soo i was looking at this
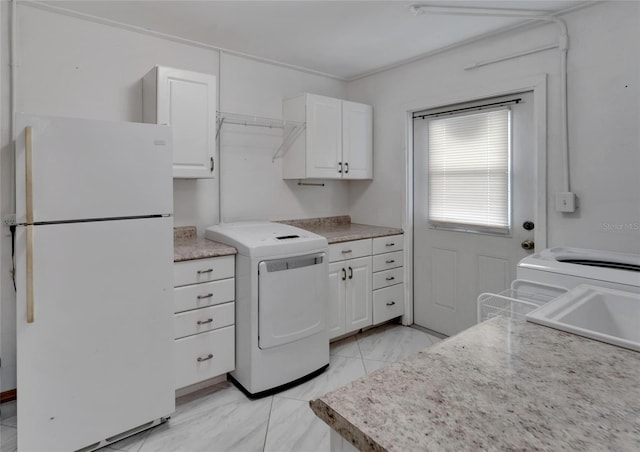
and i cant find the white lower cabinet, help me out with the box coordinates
[371,235,405,325]
[173,255,236,390]
[328,240,373,340]
[174,326,235,390]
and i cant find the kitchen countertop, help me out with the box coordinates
[310,317,640,451]
[278,216,403,244]
[173,226,236,262]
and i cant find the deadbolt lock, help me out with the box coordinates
[523,221,535,231]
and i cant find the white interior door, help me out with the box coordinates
[16,218,174,451]
[413,92,535,336]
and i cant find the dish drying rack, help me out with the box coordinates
[477,279,567,322]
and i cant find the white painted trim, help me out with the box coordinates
[21,0,347,82]
[402,73,548,326]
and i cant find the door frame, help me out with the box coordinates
[402,74,548,327]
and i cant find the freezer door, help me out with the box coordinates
[258,253,328,349]
[16,217,174,451]
[15,114,172,224]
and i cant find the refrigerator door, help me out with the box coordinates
[15,114,172,224]
[16,217,174,451]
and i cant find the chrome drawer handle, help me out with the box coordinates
[386,301,396,306]
[197,353,214,362]
[385,259,395,264]
[341,249,352,254]
[197,269,213,274]
[197,318,213,325]
[197,293,213,299]
[385,243,395,247]
[385,276,395,281]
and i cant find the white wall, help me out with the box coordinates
[347,1,640,254]
[0,4,347,392]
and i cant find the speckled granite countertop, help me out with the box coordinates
[310,317,640,451]
[173,226,236,262]
[278,216,403,244]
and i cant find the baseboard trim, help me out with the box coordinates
[1,389,17,403]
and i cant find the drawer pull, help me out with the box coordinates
[341,249,352,254]
[386,301,396,306]
[197,353,214,362]
[385,276,395,281]
[197,293,214,300]
[197,318,214,325]
[385,243,395,247]
[197,268,214,274]
[385,259,395,264]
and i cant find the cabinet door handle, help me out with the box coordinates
[338,162,343,173]
[341,249,352,254]
[386,301,396,306]
[197,353,214,362]
[197,318,214,325]
[385,276,395,281]
[386,243,395,247]
[385,259,395,264]
[197,268,213,274]
[197,293,213,299]
[341,268,347,281]
[344,162,349,174]
[210,157,215,173]
[348,267,353,279]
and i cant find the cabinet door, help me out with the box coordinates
[328,261,347,340]
[342,101,373,180]
[157,67,216,179]
[306,94,342,179]
[345,256,373,332]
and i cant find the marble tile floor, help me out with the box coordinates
[0,323,441,452]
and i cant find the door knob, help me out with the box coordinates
[521,240,535,251]
[523,221,535,231]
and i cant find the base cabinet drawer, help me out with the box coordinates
[373,284,404,324]
[329,239,372,263]
[373,267,404,290]
[174,325,235,390]
[372,250,403,272]
[174,302,235,339]
[372,235,403,254]
[174,278,235,313]
[174,255,235,287]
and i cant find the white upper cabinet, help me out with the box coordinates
[342,100,373,180]
[283,93,372,180]
[143,66,216,179]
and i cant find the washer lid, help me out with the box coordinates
[205,221,328,257]
[518,247,640,287]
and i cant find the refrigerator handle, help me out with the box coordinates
[25,126,34,224]
[26,225,34,323]
[25,126,35,323]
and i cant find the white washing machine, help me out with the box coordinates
[517,247,640,293]
[205,221,329,397]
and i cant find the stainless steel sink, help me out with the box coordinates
[526,284,640,352]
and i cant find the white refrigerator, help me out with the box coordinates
[14,114,175,451]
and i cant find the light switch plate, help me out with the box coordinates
[556,192,576,212]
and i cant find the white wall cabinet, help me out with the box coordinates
[143,66,217,179]
[283,93,372,180]
[328,240,373,340]
[173,255,235,390]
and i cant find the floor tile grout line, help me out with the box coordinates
[261,396,275,452]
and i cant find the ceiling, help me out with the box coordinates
[40,0,591,80]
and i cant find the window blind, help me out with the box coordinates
[428,108,511,233]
